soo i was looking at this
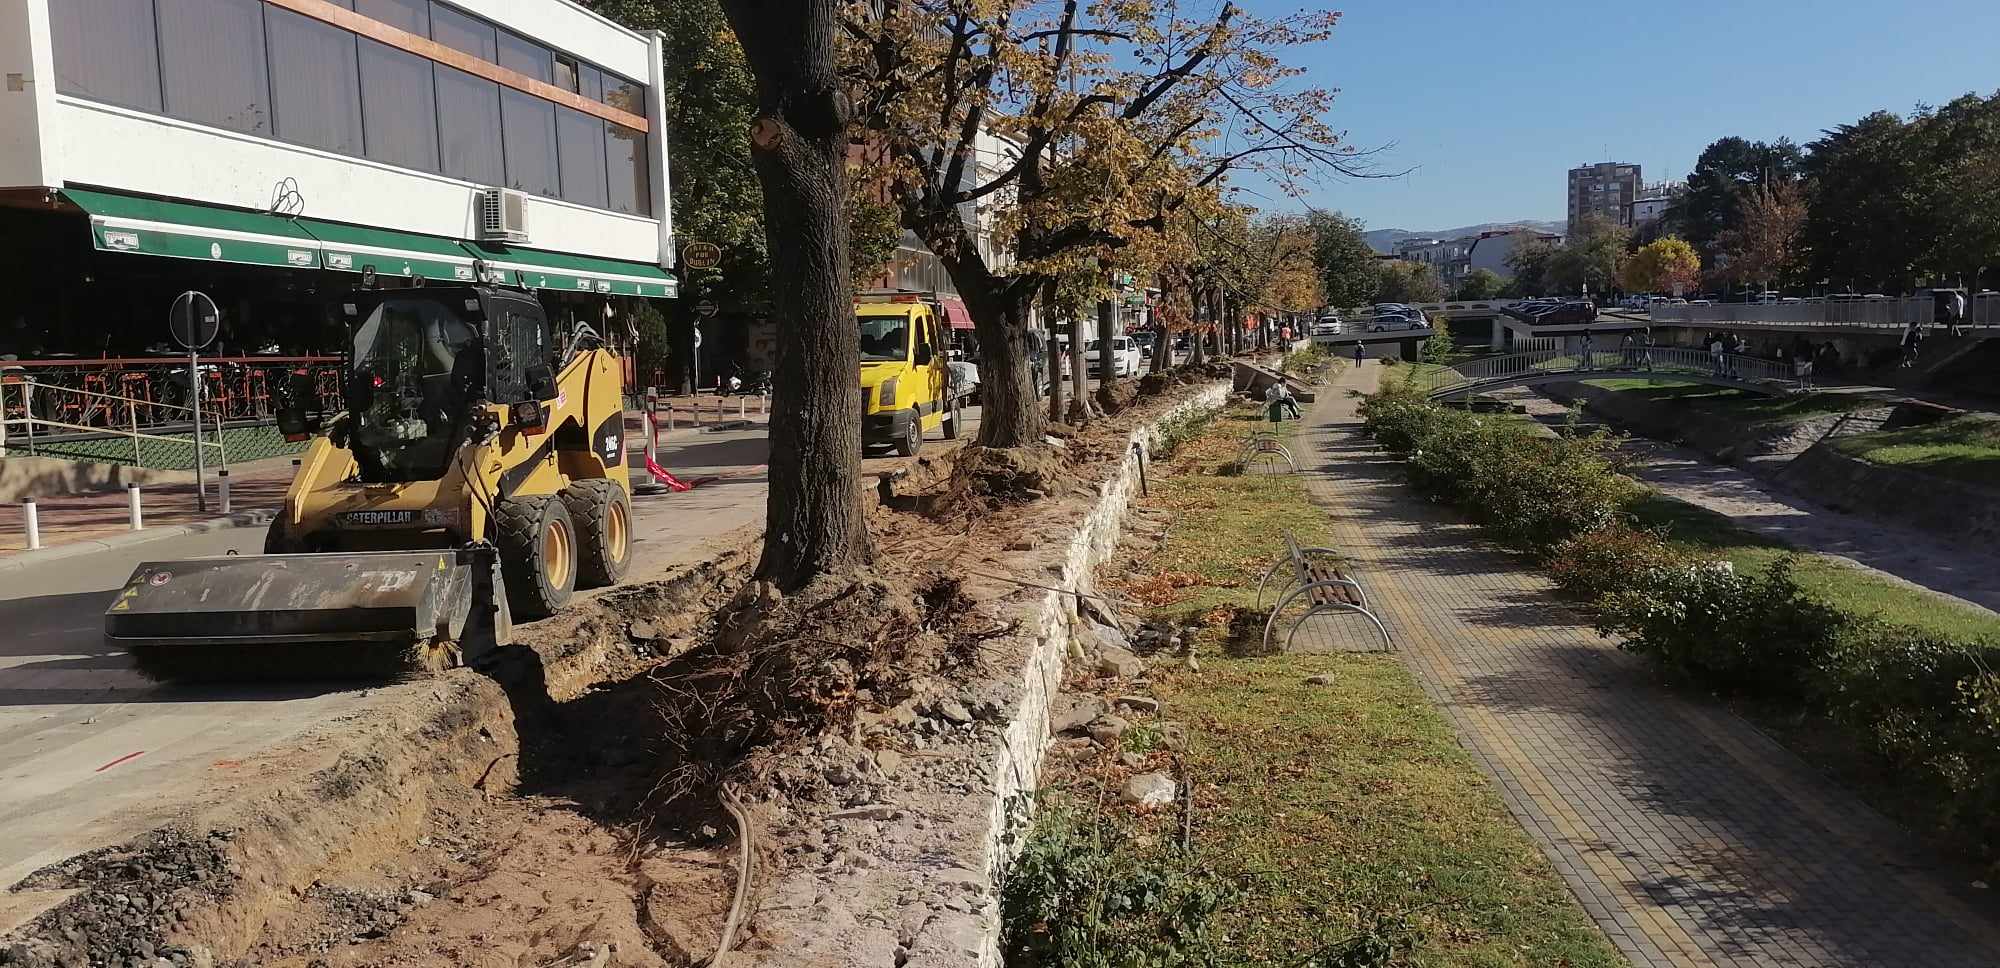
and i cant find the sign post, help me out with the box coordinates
[692,326,704,393]
[169,291,221,512]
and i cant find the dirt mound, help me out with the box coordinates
[917,442,1080,520]
[6,829,237,968]
[1094,379,1139,415]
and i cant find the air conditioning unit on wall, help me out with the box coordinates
[478,188,529,243]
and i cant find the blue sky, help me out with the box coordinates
[1242,0,2000,231]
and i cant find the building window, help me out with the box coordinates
[579,65,605,102]
[358,38,440,173]
[355,0,426,34]
[500,88,560,197]
[429,1,496,61]
[606,124,650,215]
[266,6,365,155]
[555,56,580,94]
[435,65,504,186]
[158,0,273,136]
[496,29,552,84]
[557,107,609,208]
[604,73,644,115]
[50,0,163,112]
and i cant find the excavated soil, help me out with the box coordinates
[1,365,1241,968]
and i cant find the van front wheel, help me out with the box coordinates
[895,410,923,456]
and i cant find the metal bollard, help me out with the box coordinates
[715,395,724,424]
[738,396,747,419]
[127,483,143,531]
[22,497,40,551]
[217,469,232,515]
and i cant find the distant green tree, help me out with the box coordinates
[1311,212,1382,309]
[1455,268,1504,300]
[1421,316,1456,363]
[1504,235,1557,296]
[1673,136,1804,260]
[1374,261,1446,304]
[1548,216,1630,296]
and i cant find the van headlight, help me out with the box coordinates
[878,377,898,408]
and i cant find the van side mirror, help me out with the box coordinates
[525,363,557,400]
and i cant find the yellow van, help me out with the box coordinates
[858,291,963,455]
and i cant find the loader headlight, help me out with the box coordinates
[877,377,898,408]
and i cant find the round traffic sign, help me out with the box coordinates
[683,242,722,270]
[168,291,220,350]
[695,299,719,318]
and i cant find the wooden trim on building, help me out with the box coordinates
[264,0,650,133]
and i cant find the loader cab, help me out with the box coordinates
[338,286,549,482]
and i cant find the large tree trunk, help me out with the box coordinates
[1043,282,1064,421]
[721,0,871,590]
[963,279,1046,447]
[1096,299,1117,383]
[1067,315,1093,422]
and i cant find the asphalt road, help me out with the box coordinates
[0,403,991,888]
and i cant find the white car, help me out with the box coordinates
[1084,337,1142,377]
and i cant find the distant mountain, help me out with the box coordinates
[1364,220,1565,254]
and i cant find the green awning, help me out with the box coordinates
[63,188,321,270]
[460,241,679,299]
[295,219,482,284]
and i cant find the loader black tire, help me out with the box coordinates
[262,517,302,555]
[493,494,578,620]
[563,479,632,589]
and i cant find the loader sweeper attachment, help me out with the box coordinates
[106,285,635,681]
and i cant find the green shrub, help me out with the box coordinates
[1820,625,2000,847]
[1548,524,1697,602]
[1002,805,1234,968]
[1595,556,1846,698]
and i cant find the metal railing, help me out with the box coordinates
[1649,295,2000,330]
[1413,346,1804,399]
[0,356,342,431]
[1,378,228,469]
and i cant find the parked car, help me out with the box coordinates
[1689,299,1713,306]
[1755,291,1782,304]
[1083,337,1141,377]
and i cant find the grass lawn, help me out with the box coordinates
[1034,408,1625,967]
[1579,378,1859,425]
[1828,413,2000,491]
[1625,493,2000,641]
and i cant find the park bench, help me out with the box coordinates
[1254,531,1392,653]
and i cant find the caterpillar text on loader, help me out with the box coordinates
[104,285,634,681]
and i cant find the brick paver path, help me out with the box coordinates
[1302,364,2000,967]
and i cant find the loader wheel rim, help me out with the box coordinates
[608,498,629,562]
[545,518,572,589]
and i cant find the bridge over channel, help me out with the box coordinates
[1414,347,1807,401]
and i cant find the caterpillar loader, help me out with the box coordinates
[103,285,634,680]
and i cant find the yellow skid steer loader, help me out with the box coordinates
[103,286,634,680]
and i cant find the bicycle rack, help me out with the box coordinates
[1239,431,1298,474]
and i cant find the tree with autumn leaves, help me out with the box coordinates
[1621,237,1702,295]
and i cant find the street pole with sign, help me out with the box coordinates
[169,291,220,512]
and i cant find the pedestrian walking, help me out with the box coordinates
[1947,289,1968,337]
[1900,323,1922,368]
[1708,333,1725,376]
[1354,343,1365,367]
[1620,332,1637,368]
[1579,330,1594,370]
[1639,329,1655,371]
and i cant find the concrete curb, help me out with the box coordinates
[0,508,276,573]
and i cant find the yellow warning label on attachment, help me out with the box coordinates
[110,599,130,611]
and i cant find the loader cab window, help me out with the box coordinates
[348,296,480,482]
[488,303,548,403]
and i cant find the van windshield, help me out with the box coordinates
[858,314,909,362]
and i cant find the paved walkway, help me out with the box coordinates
[1303,363,2000,967]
